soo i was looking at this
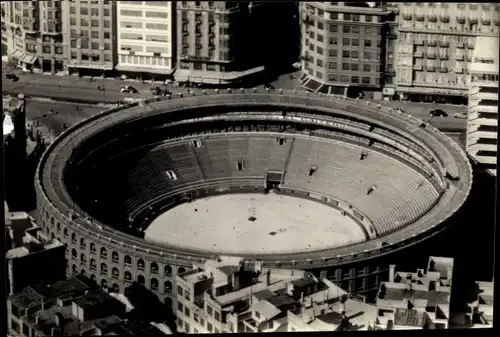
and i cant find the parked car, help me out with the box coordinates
[264,83,275,90]
[120,85,138,93]
[453,113,467,119]
[429,109,448,117]
[5,73,19,81]
[150,87,172,96]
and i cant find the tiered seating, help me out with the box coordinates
[125,142,203,211]
[283,137,440,236]
[194,136,291,179]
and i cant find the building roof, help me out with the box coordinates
[383,286,449,308]
[291,277,316,289]
[3,113,14,136]
[253,300,281,320]
[73,289,117,309]
[267,295,297,309]
[253,289,276,301]
[471,36,499,73]
[33,277,92,301]
[217,265,240,276]
[393,308,426,327]
[6,239,64,259]
[9,286,43,309]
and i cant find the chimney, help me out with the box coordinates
[232,272,240,291]
[389,265,396,282]
[266,270,271,286]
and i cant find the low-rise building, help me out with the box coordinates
[374,256,454,330]
[468,280,494,328]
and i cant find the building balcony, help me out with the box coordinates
[457,16,466,24]
[427,40,437,46]
[438,67,448,73]
[426,53,436,59]
[428,15,437,22]
[439,15,450,23]
[414,51,424,58]
[481,18,491,25]
[403,13,412,20]
[416,14,425,21]
[455,54,464,60]
[456,41,464,48]
[426,65,435,71]
[469,18,478,24]
[439,40,449,47]
[439,54,448,60]
[413,64,423,70]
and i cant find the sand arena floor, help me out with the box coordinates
[145,193,367,255]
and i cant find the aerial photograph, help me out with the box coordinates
[2,1,496,334]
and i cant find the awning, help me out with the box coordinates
[115,65,174,75]
[174,65,265,84]
[10,49,23,60]
[20,53,38,64]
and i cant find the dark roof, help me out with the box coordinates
[73,289,116,309]
[9,287,43,309]
[93,315,123,331]
[384,288,449,307]
[218,265,240,276]
[267,295,297,309]
[291,277,316,289]
[394,308,426,327]
[33,277,91,301]
[253,289,276,301]
[110,319,166,335]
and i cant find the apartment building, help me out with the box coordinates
[1,1,64,73]
[466,36,498,177]
[299,2,397,98]
[116,1,175,80]
[374,256,454,330]
[175,1,295,86]
[62,0,117,76]
[395,3,500,104]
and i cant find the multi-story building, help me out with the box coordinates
[174,1,296,86]
[116,1,175,80]
[1,1,64,73]
[468,280,494,328]
[374,256,454,330]
[299,2,397,98]
[466,36,498,177]
[62,0,117,76]
[395,3,500,104]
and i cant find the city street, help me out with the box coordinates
[3,71,468,132]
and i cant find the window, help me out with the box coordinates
[329,49,337,57]
[316,46,324,55]
[352,14,360,22]
[365,27,373,34]
[215,311,221,321]
[340,75,349,82]
[329,62,337,69]
[43,46,51,54]
[104,32,110,39]
[364,52,371,60]
[165,170,177,180]
[178,285,183,296]
[317,34,324,43]
[343,25,350,33]
[364,64,371,72]
[352,26,360,33]
[91,8,99,16]
[365,15,373,22]
[120,21,142,29]
[343,13,351,20]
[364,40,372,47]
[237,161,244,171]
[352,39,359,46]
[330,12,338,20]
[146,11,168,18]
[351,51,359,58]
[329,37,338,45]
[342,50,350,58]
[316,59,323,67]
[70,7,76,14]
[362,77,371,84]
[328,74,338,81]
[329,24,338,32]
[351,76,359,83]
[185,307,190,317]
[207,306,213,316]
[178,301,183,312]
[351,63,359,71]
[207,322,213,332]
[342,63,349,70]
[81,7,88,15]
[120,9,142,16]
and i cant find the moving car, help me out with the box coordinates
[429,109,448,117]
[453,113,467,119]
[120,85,138,93]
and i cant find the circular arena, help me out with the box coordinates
[35,89,472,302]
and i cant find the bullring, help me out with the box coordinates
[34,89,472,307]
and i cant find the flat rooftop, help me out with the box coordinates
[6,239,64,259]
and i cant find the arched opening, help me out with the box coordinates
[137,259,145,270]
[101,263,108,274]
[151,262,158,274]
[112,267,119,279]
[101,279,108,289]
[112,283,120,293]
[124,255,132,266]
[101,247,107,258]
[137,274,145,285]
[124,271,132,281]
[164,281,172,292]
[164,265,172,275]
[151,278,159,290]
[178,267,186,274]
[112,251,119,263]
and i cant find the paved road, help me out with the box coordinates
[3,71,468,131]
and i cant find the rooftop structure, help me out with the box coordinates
[468,280,494,328]
[466,36,499,176]
[375,256,454,329]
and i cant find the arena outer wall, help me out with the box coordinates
[34,89,472,307]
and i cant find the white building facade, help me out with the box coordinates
[116,1,174,77]
[466,36,499,176]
